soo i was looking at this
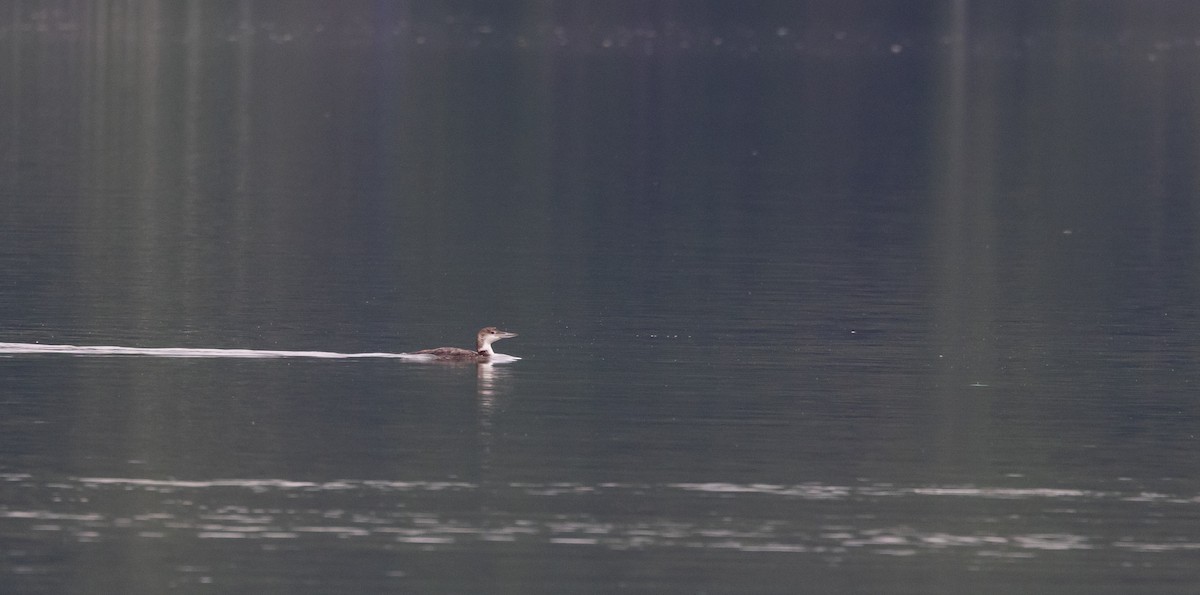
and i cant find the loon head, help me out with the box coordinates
[476,327,518,355]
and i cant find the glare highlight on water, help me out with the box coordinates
[2,474,1196,557]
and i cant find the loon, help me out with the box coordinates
[412,327,518,361]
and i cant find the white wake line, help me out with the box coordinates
[0,342,422,360]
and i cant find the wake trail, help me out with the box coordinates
[0,342,423,360]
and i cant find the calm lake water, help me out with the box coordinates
[3,2,1200,593]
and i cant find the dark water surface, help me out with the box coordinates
[3,3,1200,593]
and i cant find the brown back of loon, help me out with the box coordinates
[412,327,518,361]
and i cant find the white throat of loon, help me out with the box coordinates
[477,327,518,356]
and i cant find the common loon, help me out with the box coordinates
[412,327,518,361]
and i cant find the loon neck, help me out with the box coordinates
[476,344,494,356]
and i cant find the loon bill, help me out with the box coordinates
[411,327,518,361]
